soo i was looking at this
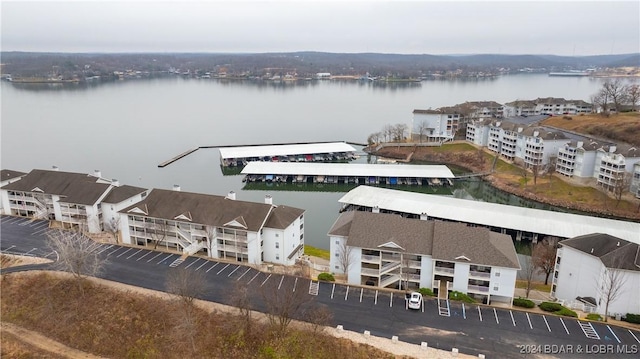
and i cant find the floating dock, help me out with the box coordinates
[158,148,199,168]
[241,162,455,186]
[219,142,358,167]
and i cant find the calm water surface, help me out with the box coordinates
[0,75,607,249]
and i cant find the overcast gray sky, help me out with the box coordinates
[1,1,638,56]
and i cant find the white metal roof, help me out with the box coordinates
[241,162,455,178]
[339,186,640,243]
[219,142,357,159]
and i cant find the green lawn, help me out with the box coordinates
[304,245,330,260]
[516,280,551,292]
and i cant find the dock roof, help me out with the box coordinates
[241,162,455,178]
[218,142,357,160]
[339,186,640,243]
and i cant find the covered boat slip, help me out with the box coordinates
[241,162,455,186]
[219,142,357,167]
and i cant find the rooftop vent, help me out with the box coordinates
[173,184,181,192]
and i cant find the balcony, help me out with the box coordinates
[407,260,421,268]
[467,284,490,293]
[361,267,380,276]
[469,270,491,279]
[219,243,248,254]
[217,233,248,242]
[361,254,380,263]
[434,266,454,276]
[379,261,401,275]
[381,253,401,262]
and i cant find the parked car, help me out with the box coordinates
[407,292,423,310]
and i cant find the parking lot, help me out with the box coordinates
[2,214,639,357]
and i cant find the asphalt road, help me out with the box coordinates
[2,215,639,358]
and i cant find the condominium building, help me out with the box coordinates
[555,140,601,178]
[631,163,640,198]
[328,210,520,305]
[552,233,640,316]
[503,98,592,117]
[0,170,27,215]
[119,188,305,265]
[0,168,146,233]
[594,145,640,192]
[411,109,460,142]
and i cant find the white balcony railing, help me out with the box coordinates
[469,270,491,279]
[361,267,380,276]
[361,254,380,263]
[434,266,454,275]
[468,284,490,293]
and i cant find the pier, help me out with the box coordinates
[157,148,199,168]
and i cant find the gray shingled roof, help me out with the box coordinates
[120,189,301,232]
[1,169,27,182]
[103,185,147,204]
[1,169,110,205]
[561,234,640,272]
[265,205,305,229]
[329,211,520,268]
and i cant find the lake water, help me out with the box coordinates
[0,74,607,249]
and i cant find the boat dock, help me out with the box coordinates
[240,162,455,186]
[157,148,199,168]
[219,142,358,167]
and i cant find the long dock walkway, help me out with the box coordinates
[157,148,199,168]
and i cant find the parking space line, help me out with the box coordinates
[331,284,335,299]
[216,263,230,275]
[578,320,599,340]
[510,310,516,326]
[136,251,151,261]
[96,245,114,255]
[158,254,173,264]
[24,248,37,255]
[359,288,363,303]
[260,274,271,286]
[390,293,393,308]
[195,260,209,271]
[559,318,570,335]
[236,267,251,280]
[628,330,640,344]
[147,253,162,263]
[293,278,298,292]
[462,303,466,319]
[226,264,240,276]
[526,313,533,329]
[126,249,142,259]
[278,275,284,290]
[32,227,50,235]
[5,245,16,252]
[478,306,483,321]
[28,221,43,227]
[543,315,551,332]
[206,262,220,273]
[374,290,378,305]
[246,270,259,283]
[344,286,349,300]
[185,258,201,269]
[109,247,123,255]
[117,248,133,258]
[607,326,621,343]
[493,308,499,324]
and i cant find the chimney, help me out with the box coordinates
[617,241,620,247]
[173,184,181,192]
[420,212,428,221]
[226,191,236,200]
[577,141,583,148]
[609,145,616,153]
[372,205,380,214]
[265,194,273,205]
[93,169,102,178]
[52,165,59,171]
[111,179,120,187]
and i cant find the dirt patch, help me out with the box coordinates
[1,254,53,269]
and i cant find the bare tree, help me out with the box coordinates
[259,274,313,336]
[591,90,610,116]
[597,256,629,322]
[166,267,208,353]
[613,172,633,207]
[625,83,640,111]
[46,229,106,295]
[104,216,121,244]
[148,218,168,250]
[393,123,408,142]
[305,304,333,333]
[382,124,394,142]
[518,244,536,298]
[604,79,627,114]
[229,281,253,333]
[337,240,355,282]
[417,120,430,143]
[531,239,557,285]
[546,155,557,189]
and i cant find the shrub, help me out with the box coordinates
[586,313,602,321]
[418,288,435,297]
[539,302,564,312]
[448,291,475,303]
[555,308,578,318]
[624,313,640,324]
[513,297,535,308]
[317,273,335,282]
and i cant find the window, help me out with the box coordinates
[335,240,340,245]
[275,242,279,249]
[335,253,339,257]
[493,285,499,291]
[495,271,500,277]
[276,254,279,260]
[335,265,339,270]
[275,233,279,237]
[556,256,561,264]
